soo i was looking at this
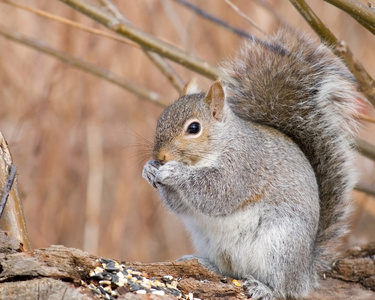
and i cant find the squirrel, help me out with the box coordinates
[142,30,365,299]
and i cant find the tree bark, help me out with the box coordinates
[0,230,374,299]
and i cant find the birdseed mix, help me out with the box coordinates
[87,257,183,299]
[86,257,242,299]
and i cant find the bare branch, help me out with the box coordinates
[224,0,266,35]
[5,0,373,160]
[356,138,375,162]
[59,0,223,80]
[333,41,375,105]
[144,51,185,92]
[97,0,185,92]
[324,0,375,34]
[355,181,375,198]
[289,0,338,45]
[2,0,184,93]
[161,0,187,41]
[289,0,375,106]
[357,112,375,124]
[97,0,130,24]
[0,0,139,48]
[0,24,168,107]
[255,0,292,28]
[174,0,257,40]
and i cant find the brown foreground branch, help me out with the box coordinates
[0,134,30,251]
[0,231,374,299]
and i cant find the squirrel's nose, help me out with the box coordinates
[159,155,167,164]
[155,150,171,164]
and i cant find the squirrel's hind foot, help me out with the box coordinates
[243,276,273,300]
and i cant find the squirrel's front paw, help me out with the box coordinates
[142,160,161,188]
[155,161,183,186]
[243,276,273,300]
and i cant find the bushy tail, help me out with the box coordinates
[222,30,366,270]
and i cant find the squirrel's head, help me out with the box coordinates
[153,80,226,166]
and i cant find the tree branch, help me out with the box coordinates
[356,137,375,162]
[355,181,375,198]
[5,1,374,160]
[0,241,374,299]
[289,0,375,106]
[224,0,266,35]
[324,0,375,34]
[357,112,375,125]
[97,0,129,24]
[97,0,185,92]
[59,0,222,80]
[0,24,168,107]
[0,0,139,48]
[254,0,292,28]
[1,0,184,97]
[144,51,185,92]
[174,0,258,39]
[289,0,338,44]
[0,165,16,219]
[0,133,30,251]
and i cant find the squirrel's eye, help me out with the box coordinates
[186,122,201,134]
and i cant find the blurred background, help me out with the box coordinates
[0,0,374,262]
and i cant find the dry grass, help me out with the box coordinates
[0,0,374,261]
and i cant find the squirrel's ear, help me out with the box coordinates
[180,78,200,96]
[204,81,226,121]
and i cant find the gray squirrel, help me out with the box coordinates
[142,30,365,299]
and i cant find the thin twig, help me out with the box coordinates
[161,0,187,42]
[343,10,375,35]
[0,0,139,48]
[0,165,17,219]
[97,0,130,24]
[357,113,375,125]
[356,138,375,162]
[173,0,291,55]
[255,0,292,28]
[355,181,375,198]
[174,0,256,40]
[289,0,375,106]
[0,24,168,107]
[2,0,184,93]
[289,0,338,44]
[97,0,185,92]
[224,0,266,34]
[144,51,185,92]
[60,0,223,80]
[333,41,375,105]
[324,0,375,34]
